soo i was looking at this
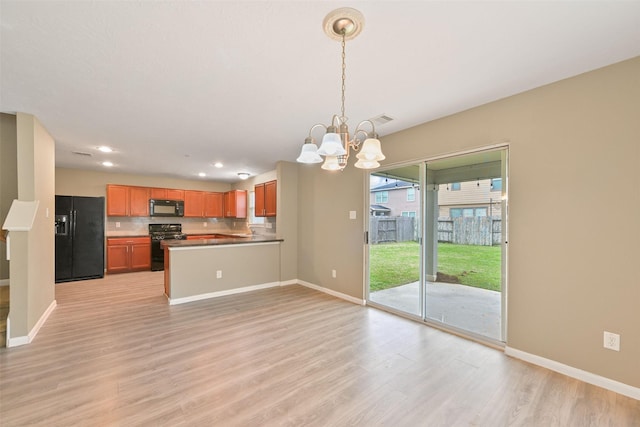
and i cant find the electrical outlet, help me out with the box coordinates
[332,269,337,279]
[603,331,620,351]
[216,270,222,279]
[203,222,207,227]
[115,222,120,228]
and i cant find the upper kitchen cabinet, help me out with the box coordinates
[184,190,204,217]
[106,185,149,217]
[224,190,247,218]
[204,192,224,217]
[150,188,185,201]
[255,180,277,217]
[184,190,224,218]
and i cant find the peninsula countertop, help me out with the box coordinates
[162,234,283,248]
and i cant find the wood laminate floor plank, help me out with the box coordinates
[0,271,638,426]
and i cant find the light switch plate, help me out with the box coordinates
[349,211,356,219]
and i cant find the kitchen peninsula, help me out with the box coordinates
[162,235,283,305]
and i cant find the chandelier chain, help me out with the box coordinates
[340,29,346,121]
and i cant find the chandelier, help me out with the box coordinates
[296,8,385,171]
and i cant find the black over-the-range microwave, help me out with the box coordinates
[149,199,184,217]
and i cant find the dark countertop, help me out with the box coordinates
[162,235,283,248]
[106,234,150,239]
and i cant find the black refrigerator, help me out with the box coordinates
[55,196,105,283]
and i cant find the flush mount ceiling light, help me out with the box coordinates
[97,146,113,153]
[102,161,113,167]
[297,7,385,171]
[237,172,250,180]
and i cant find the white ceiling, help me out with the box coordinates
[2,1,640,183]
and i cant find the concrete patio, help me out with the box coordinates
[369,281,502,341]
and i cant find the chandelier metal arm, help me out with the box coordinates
[306,123,328,142]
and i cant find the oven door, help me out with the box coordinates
[150,238,165,271]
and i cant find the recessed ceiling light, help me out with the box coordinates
[198,172,206,177]
[214,162,223,168]
[102,161,113,167]
[237,172,250,180]
[97,146,113,153]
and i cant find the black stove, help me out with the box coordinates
[149,224,186,271]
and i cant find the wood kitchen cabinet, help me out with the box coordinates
[204,192,224,217]
[184,191,224,218]
[150,188,185,200]
[106,236,151,273]
[186,234,219,240]
[184,190,205,217]
[255,180,276,217]
[106,185,149,217]
[224,190,247,218]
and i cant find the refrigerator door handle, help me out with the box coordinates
[72,210,77,238]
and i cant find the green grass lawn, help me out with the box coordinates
[369,241,501,292]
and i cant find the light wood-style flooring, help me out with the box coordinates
[0,272,638,426]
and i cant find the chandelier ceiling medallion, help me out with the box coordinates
[296,7,385,171]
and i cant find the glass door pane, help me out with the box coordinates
[424,150,506,341]
[367,165,422,317]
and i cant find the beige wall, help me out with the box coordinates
[55,168,231,197]
[297,161,366,299]
[0,114,18,280]
[303,57,638,387]
[11,113,56,338]
[168,243,281,300]
[276,161,298,281]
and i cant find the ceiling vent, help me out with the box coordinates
[371,114,394,126]
[72,151,92,157]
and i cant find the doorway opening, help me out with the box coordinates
[366,148,508,343]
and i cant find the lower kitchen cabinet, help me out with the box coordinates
[107,237,151,273]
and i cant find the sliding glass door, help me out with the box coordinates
[366,148,508,343]
[367,164,423,317]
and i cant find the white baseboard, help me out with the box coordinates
[279,279,298,286]
[7,299,57,348]
[0,279,9,287]
[505,346,640,401]
[297,280,366,306]
[169,281,282,305]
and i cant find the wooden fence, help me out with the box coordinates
[370,216,502,246]
[438,217,501,246]
[369,217,416,244]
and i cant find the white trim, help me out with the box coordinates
[297,280,366,306]
[168,281,281,305]
[505,346,640,401]
[7,299,57,348]
[0,279,9,287]
[279,279,298,286]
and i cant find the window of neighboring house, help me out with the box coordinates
[401,211,416,218]
[406,187,415,202]
[451,182,461,191]
[375,191,389,203]
[248,191,265,224]
[450,207,487,218]
[491,178,502,191]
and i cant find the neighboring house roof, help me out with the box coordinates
[370,205,391,212]
[371,180,416,191]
